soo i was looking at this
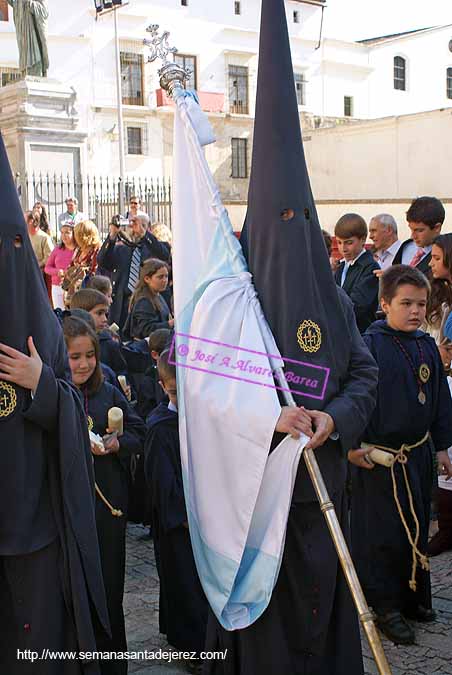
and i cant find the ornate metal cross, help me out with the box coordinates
[144,24,191,96]
[144,24,177,67]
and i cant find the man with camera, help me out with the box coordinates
[97,213,170,331]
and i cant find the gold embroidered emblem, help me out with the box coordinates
[0,381,17,419]
[87,416,94,432]
[419,363,430,384]
[297,320,322,353]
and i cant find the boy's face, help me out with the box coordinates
[160,377,178,408]
[408,221,442,249]
[336,236,365,262]
[90,304,109,332]
[380,284,427,332]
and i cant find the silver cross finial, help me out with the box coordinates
[144,24,178,67]
[143,24,191,97]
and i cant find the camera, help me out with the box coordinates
[111,214,129,228]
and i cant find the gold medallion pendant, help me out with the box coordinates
[297,320,322,353]
[0,381,17,420]
[419,364,430,384]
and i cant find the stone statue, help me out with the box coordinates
[8,0,49,77]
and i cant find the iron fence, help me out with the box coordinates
[15,173,172,240]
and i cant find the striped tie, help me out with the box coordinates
[128,246,142,292]
[409,248,424,268]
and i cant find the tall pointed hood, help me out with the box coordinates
[242,0,351,407]
[0,133,64,367]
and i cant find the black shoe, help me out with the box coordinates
[375,611,415,645]
[428,530,452,556]
[404,605,436,623]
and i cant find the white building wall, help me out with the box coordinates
[367,27,452,118]
[303,107,452,239]
[0,0,451,218]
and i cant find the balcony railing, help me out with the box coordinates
[230,101,249,115]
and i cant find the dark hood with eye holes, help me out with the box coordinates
[0,133,63,363]
[240,0,352,409]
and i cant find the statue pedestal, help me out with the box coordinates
[0,76,87,208]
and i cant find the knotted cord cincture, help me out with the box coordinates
[95,483,123,518]
[368,432,430,592]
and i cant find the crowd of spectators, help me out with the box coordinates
[22,191,452,659]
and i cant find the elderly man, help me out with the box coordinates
[369,213,401,270]
[58,197,86,229]
[97,213,170,330]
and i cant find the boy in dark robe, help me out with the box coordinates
[349,265,452,644]
[129,329,172,526]
[137,328,172,422]
[144,351,207,666]
[0,133,109,673]
[70,289,129,380]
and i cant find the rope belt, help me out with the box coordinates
[362,431,430,592]
[95,482,123,518]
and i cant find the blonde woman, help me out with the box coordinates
[62,220,101,305]
[151,221,172,246]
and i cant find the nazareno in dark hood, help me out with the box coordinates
[0,132,65,373]
[240,0,351,408]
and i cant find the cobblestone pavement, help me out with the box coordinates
[124,523,452,675]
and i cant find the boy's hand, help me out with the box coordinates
[305,410,335,450]
[103,432,120,454]
[0,337,43,393]
[437,450,452,480]
[348,448,375,470]
[91,441,106,456]
[275,406,313,440]
[373,269,384,278]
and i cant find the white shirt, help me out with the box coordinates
[340,248,366,287]
[401,241,432,266]
[57,210,86,229]
[374,240,402,270]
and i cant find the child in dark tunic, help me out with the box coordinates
[349,265,452,645]
[64,317,146,675]
[144,351,207,665]
[123,258,173,341]
[71,288,129,382]
[129,329,172,526]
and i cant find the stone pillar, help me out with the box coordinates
[0,76,87,216]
